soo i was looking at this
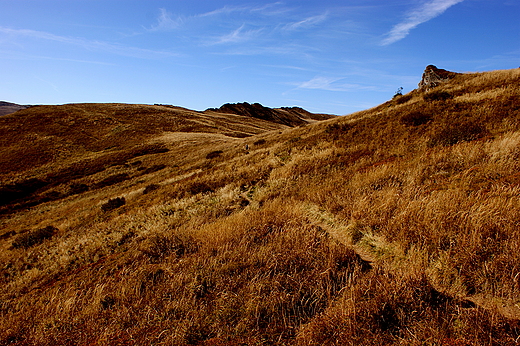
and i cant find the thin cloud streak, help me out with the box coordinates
[198,2,285,18]
[210,25,263,45]
[283,13,328,31]
[198,5,248,18]
[211,43,320,58]
[0,26,179,59]
[2,52,116,65]
[297,76,375,92]
[381,0,464,45]
[149,8,183,31]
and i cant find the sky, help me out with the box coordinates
[1,1,519,115]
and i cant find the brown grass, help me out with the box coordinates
[1,68,520,345]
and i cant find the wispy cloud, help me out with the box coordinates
[3,52,115,65]
[298,76,342,90]
[145,4,339,56]
[0,26,179,58]
[283,13,328,31]
[1,27,77,44]
[211,25,262,45]
[198,5,247,18]
[210,42,319,58]
[296,76,372,92]
[34,75,60,92]
[250,2,289,16]
[262,64,312,71]
[149,8,183,31]
[381,0,464,45]
[199,2,285,17]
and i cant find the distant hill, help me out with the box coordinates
[206,102,335,126]
[0,102,334,213]
[0,101,30,116]
[2,67,520,345]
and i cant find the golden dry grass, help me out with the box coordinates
[1,68,520,345]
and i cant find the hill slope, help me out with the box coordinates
[1,68,520,345]
[0,102,332,214]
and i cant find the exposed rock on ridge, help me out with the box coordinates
[418,65,459,89]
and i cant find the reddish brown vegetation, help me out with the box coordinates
[1,68,520,345]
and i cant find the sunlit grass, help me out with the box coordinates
[1,68,520,345]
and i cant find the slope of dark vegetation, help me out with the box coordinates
[1,68,520,345]
[206,102,335,126]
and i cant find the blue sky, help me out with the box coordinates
[1,1,519,115]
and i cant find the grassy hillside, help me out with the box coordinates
[0,103,329,215]
[1,68,520,345]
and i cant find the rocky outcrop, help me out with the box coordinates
[418,65,459,89]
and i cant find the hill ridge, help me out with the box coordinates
[206,101,335,126]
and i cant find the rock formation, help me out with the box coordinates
[418,65,458,89]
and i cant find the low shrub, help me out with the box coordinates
[400,112,432,126]
[186,181,214,196]
[224,132,251,138]
[206,150,223,160]
[101,197,126,212]
[424,90,453,102]
[117,231,136,246]
[393,94,412,105]
[392,87,403,98]
[0,178,48,206]
[41,190,64,202]
[141,164,166,175]
[95,173,130,188]
[130,144,169,157]
[140,234,198,263]
[325,123,351,140]
[0,230,16,240]
[253,139,266,146]
[429,122,488,146]
[69,183,89,195]
[128,160,142,167]
[100,296,116,310]
[12,226,57,249]
[143,184,160,194]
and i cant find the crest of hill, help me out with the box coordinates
[205,102,335,126]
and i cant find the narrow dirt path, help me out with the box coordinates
[302,202,520,321]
